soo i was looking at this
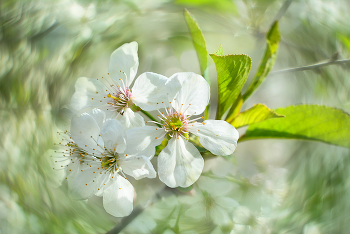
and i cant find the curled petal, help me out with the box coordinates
[166,72,209,116]
[102,175,134,217]
[101,119,127,154]
[158,137,204,188]
[108,42,139,87]
[188,120,239,156]
[120,155,156,180]
[131,72,168,111]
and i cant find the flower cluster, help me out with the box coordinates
[58,42,239,217]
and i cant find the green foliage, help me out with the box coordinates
[214,44,224,56]
[225,94,243,123]
[210,50,252,119]
[184,9,208,76]
[177,0,237,14]
[243,21,281,101]
[229,103,284,128]
[240,105,350,148]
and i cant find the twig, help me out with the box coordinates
[273,0,293,22]
[270,58,350,75]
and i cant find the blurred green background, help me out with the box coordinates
[1,0,350,233]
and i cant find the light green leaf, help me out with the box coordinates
[230,104,284,128]
[240,105,350,148]
[214,44,224,56]
[243,21,280,101]
[210,53,252,120]
[225,93,243,123]
[177,0,237,14]
[184,9,208,76]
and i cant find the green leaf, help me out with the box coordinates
[225,93,243,123]
[177,0,237,14]
[230,103,284,128]
[210,52,252,120]
[243,21,281,101]
[214,44,224,56]
[184,9,208,76]
[240,105,350,148]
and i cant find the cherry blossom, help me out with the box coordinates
[127,72,239,188]
[71,42,168,129]
[62,109,156,217]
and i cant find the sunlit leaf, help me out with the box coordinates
[337,33,350,53]
[214,44,224,56]
[225,93,243,123]
[240,105,350,148]
[184,9,208,76]
[229,103,284,128]
[243,21,280,101]
[210,52,252,119]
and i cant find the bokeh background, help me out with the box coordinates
[1,0,350,233]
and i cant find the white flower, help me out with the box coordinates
[126,72,239,188]
[231,206,270,234]
[71,42,168,129]
[63,109,156,217]
[184,176,239,225]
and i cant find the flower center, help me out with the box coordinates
[100,151,120,172]
[107,88,133,114]
[162,112,189,140]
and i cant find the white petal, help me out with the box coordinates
[166,72,209,116]
[197,176,233,197]
[125,126,165,158]
[66,158,81,189]
[188,120,239,156]
[131,72,168,111]
[70,164,103,199]
[103,175,134,217]
[119,155,156,180]
[119,108,145,130]
[210,205,231,225]
[108,42,139,87]
[86,108,106,130]
[215,196,239,212]
[158,138,204,188]
[70,77,106,111]
[100,119,127,154]
[185,203,206,220]
[70,112,104,155]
